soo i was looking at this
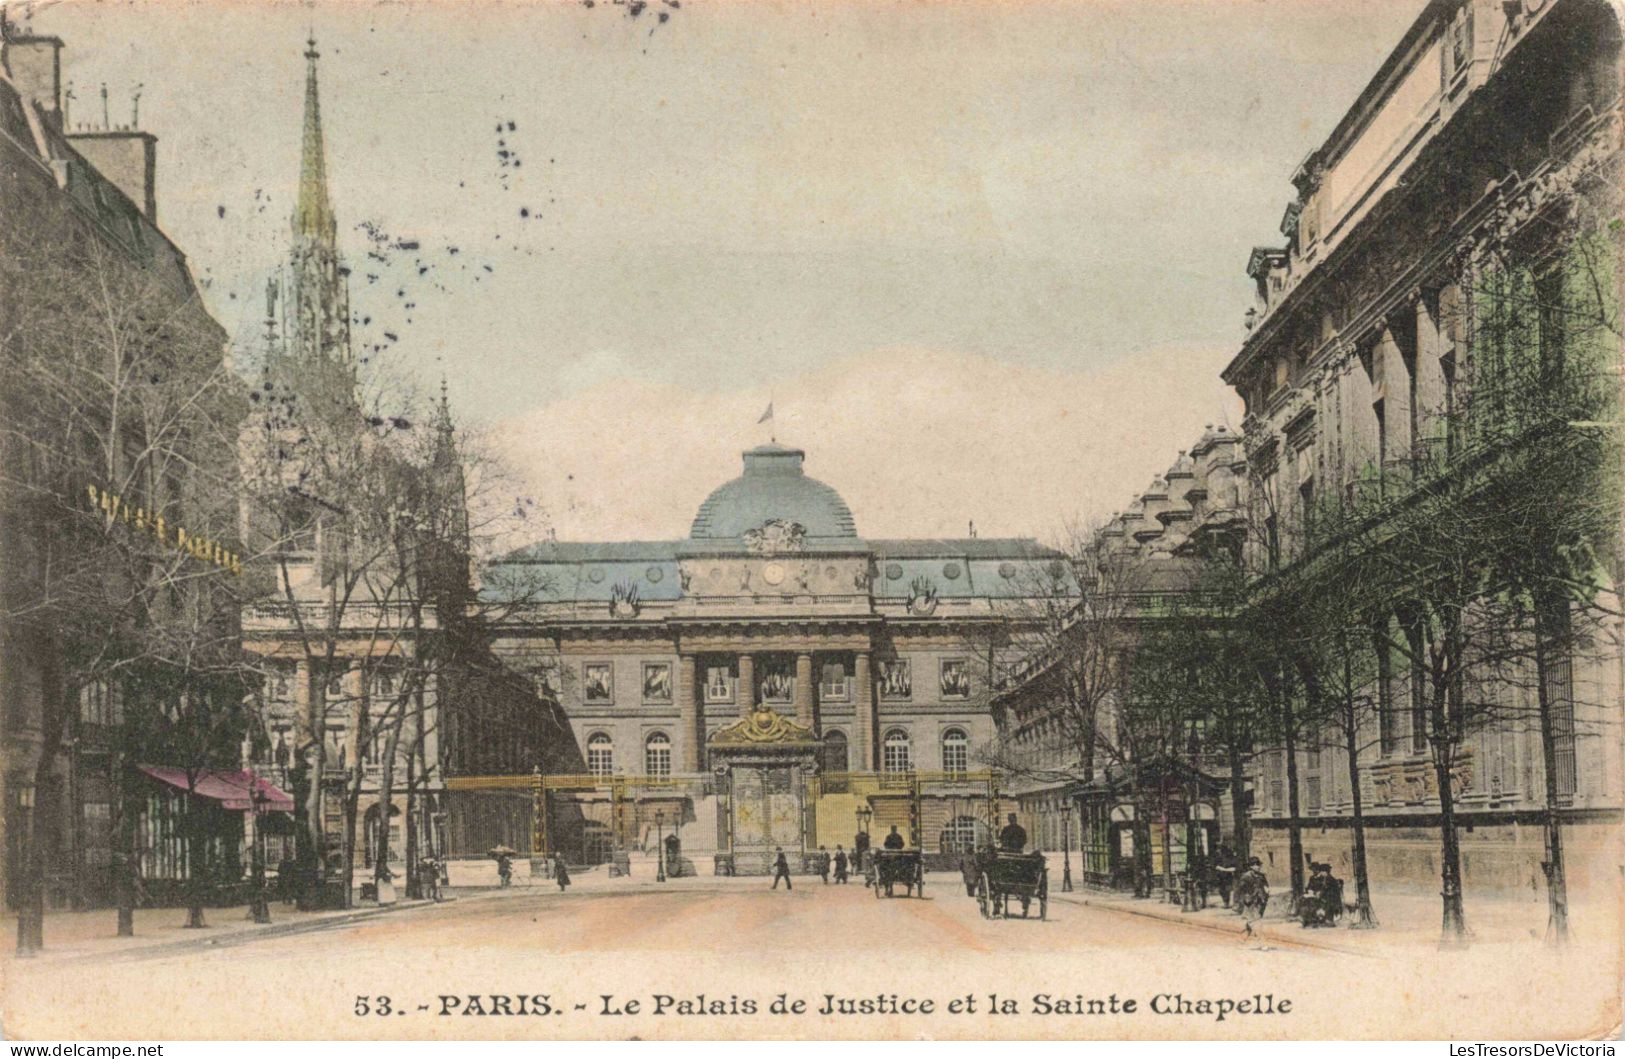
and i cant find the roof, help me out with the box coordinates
[689,444,857,540]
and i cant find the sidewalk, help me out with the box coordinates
[12,892,463,963]
[1053,879,1622,954]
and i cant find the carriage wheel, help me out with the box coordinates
[976,873,992,919]
[1039,874,1049,921]
[872,874,882,899]
[917,866,924,898]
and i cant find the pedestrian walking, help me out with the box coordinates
[817,845,831,884]
[771,847,793,890]
[553,853,571,892]
[833,845,849,884]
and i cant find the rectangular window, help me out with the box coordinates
[642,663,672,703]
[819,660,849,701]
[760,661,793,702]
[939,659,971,699]
[1407,625,1428,754]
[79,681,110,726]
[1541,601,1578,798]
[1443,5,1473,91]
[1376,630,1398,756]
[583,663,613,704]
[878,659,912,700]
[1374,399,1388,496]
[704,666,733,704]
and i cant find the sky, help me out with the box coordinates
[27,0,1421,543]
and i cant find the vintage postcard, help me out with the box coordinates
[1,0,1622,1043]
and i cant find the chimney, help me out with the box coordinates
[68,130,158,224]
[0,34,64,129]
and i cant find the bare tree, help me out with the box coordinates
[1,199,248,951]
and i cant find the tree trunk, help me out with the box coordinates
[300,743,326,908]
[375,719,405,898]
[1227,745,1251,863]
[342,764,362,910]
[404,753,420,900]
[17,653,66,956]
[1431,738,1468,942]
[1532,601,1569,945]
[115,752,138,936]
[182,771,207,929]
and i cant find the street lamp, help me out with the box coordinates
[655,810,667,883]
[855,806,872,872]
[1061,798,1074,893]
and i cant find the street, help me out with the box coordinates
[4,875,1617,1040]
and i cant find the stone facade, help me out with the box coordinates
[1223,0,1625,893]
[472,443,1070,870]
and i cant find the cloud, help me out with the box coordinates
[492,345,1243,546]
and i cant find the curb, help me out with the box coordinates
[1053,892,1375,957]
[46,896,456,964]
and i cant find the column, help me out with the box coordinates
[737,653,755,711]
[677,655,700,772]
[794,653,814,729]
[854,651,875,772]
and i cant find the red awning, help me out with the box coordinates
[138,766,295,812]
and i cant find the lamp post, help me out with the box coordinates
[1061,798,1074,893]
[855,806,872,872]
[655,810,667,883]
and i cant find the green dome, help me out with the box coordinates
[690,444,858,540]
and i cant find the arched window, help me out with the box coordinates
[941,727,969,775]
[644,732,671,778]
[587,732,614,778]
[821,730,848,774]
[882,728,911,774]
[939,815,981,855]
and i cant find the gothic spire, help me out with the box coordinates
[293,36,336,244]
[432,376,457,461]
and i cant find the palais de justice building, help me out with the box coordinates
[457,443,1071,874]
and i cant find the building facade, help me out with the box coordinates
[1,26,246,910]
[1222,0,1624,891]
[990,427,1249,891]
[469,442,1072,873]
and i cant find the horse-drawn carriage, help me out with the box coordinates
[868,849,925,898]
[973,851,1048,920]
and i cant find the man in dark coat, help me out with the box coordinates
[998,813,1028,853]
[771,847,793,890]
[883,825,906,850]
[854,830,869,873]
[833,845,849,884]
[553,853,571,892]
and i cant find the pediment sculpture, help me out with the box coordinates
[708,705,817,747]
[742,518,806,556]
